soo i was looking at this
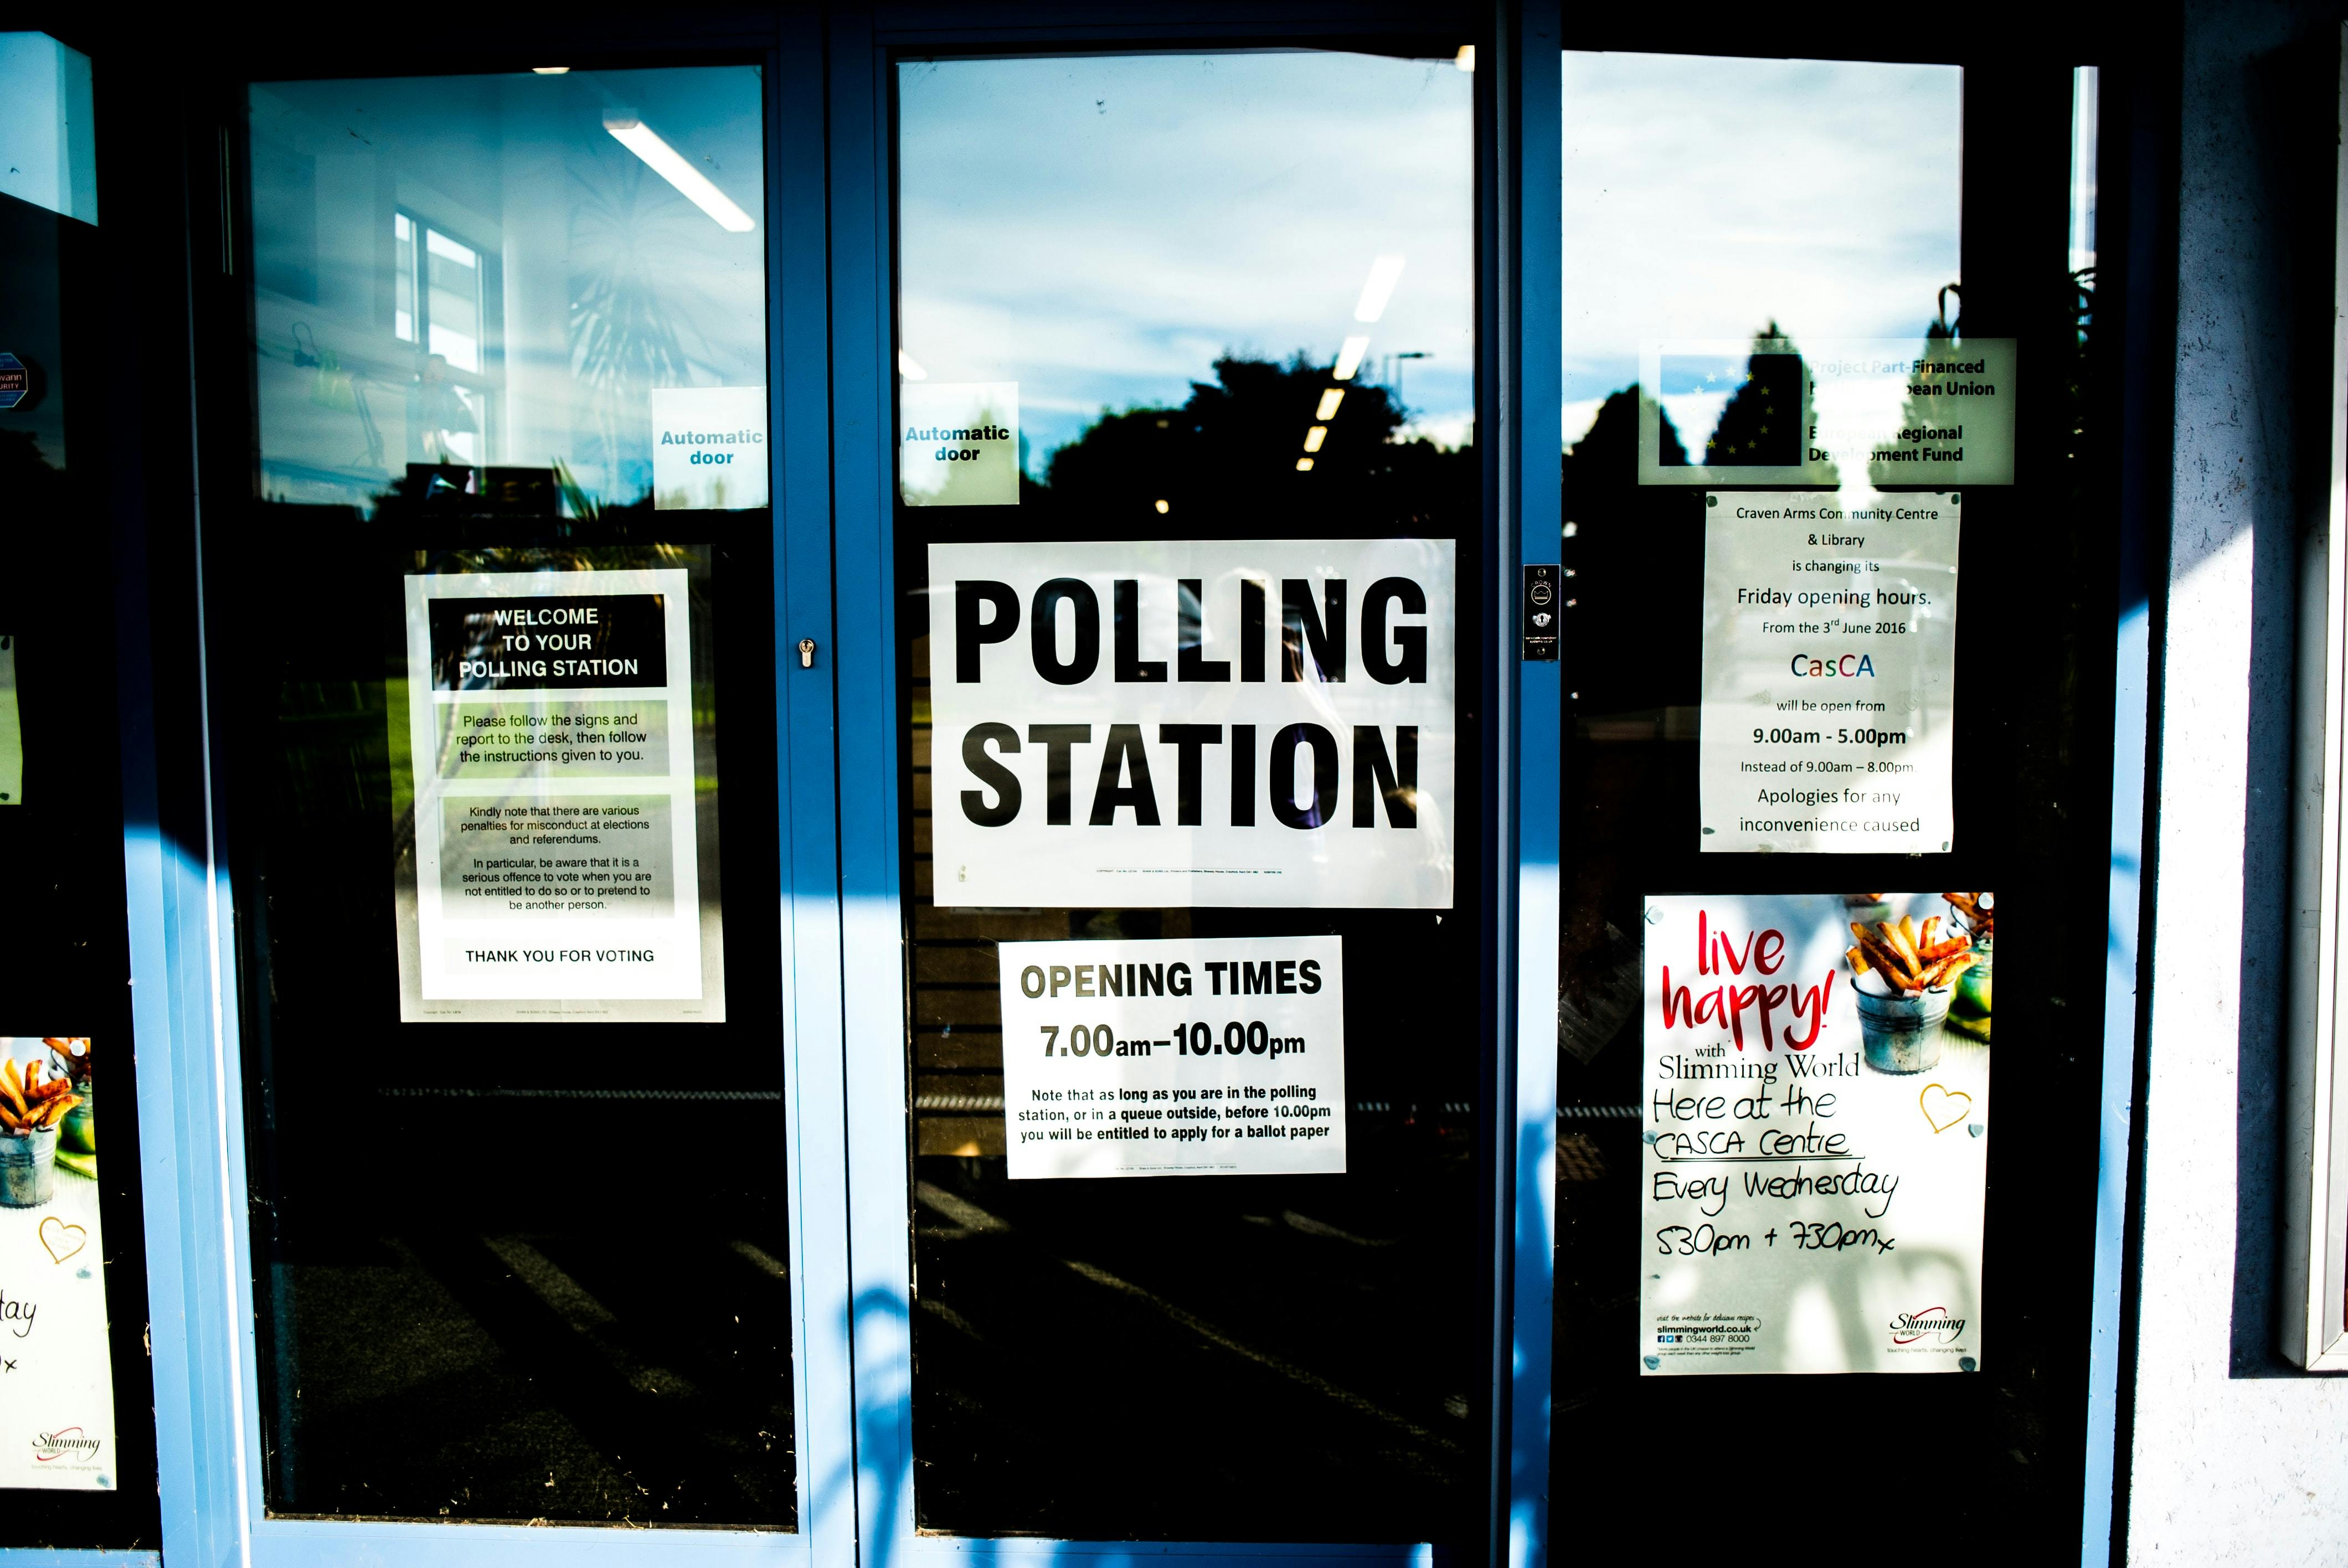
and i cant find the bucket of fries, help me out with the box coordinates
[0,1056,81,1207]
[1845,905,1983,1074]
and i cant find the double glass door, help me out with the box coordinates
[165,10,2118,1566]
[192,13,1512,1566]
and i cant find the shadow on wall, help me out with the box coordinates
[2221,30,2340,1381]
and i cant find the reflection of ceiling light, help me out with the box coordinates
[1303,426,1328,453]
[1455,45,1475,73]
[1295,457,1315,472]
[1354,255,1405,322]
[1333,335,1370,380]
[898,350,928,380]
[604,117,755,232]
[1316,388,1345,420]
[532,66,571,74]
[1154,499,1170,514]
[1564,520,1578,537]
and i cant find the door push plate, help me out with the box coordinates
[1522,565,1559,662]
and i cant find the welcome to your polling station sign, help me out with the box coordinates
[929,539,1456,910]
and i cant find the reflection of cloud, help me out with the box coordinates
[900,53,1475,472]
[1563,53,1961,414]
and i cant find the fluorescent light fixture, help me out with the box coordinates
[1295,457,1315,472]
[898,350,928,380]
[1333,335,1370,380]
[1315,388,1345,421]
[1455,45,1475,72]
[532,66,571,74]
[1354,255,1405,322]
[604,116,755,233]
[1303,426,1329,453]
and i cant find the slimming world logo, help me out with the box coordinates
[31,1427,99,1463]
[1889,1306,1966,1345]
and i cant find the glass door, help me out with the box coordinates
[162,18,855,1565]
[833,22,1506,1557]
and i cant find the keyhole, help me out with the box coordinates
[797,637,817,668]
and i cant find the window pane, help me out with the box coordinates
[894,47,1481,1543]
[249,66,766,515]
[238,65,792,1528]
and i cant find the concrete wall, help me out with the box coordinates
[2128,0,2348,1559]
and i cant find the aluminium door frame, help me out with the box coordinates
[122,16,859,1566]
[822,5,1560,1566]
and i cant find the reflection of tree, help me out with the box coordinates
[1868,289,1964,489]
[1560,386,1695,716]
[1704,323,1831,483]
[570,158,699,503]
[1024,354,1471,534]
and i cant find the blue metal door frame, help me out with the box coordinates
[823,6,1559,1566]
[108,19,857,1568]
[93,4,1566,1565]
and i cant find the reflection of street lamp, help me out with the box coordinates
[1390,351,1430,414]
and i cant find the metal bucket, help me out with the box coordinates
[0,1126,59,1208]
[1855,974,1954,1074]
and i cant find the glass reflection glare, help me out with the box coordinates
[247,66,766,517]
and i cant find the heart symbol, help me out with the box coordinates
[1918,1083,1971,1134]
[1642,1355,1661,1371]
[1969,1123,1984,1138]
[39,1217,86,1265]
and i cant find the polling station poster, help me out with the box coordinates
[998,937,1345,1178]
[0,1037,116,1490]
[1699,492,1959,854]
[1640,892,1994,1375]
[928,539,1455,910]
[394,564,722,1022]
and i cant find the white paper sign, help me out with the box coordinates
[0,636,19,805]
[397,568,719,1019]
[1640,894,1991,1375]
[998,937,1345,1178]
[0,1038,116,1489]
[900,381,1020,506]
[1700,492,1959,854]
[929,538,1455,910]
[650,386,768,510]
[1640,338,2015,487]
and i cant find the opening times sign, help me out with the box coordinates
[928,539,1456,910]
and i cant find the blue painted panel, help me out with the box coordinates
[1504,13,1562,1568]
[770,18,862,1568]
[823,17,924,1566]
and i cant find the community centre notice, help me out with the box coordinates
[928,539,1455,910]
[1698,492,1960,854]
[998,937,1345,1178]
[1640,892,1993,1374]
[395,565,719,1021]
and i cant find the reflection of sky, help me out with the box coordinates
[1563,53,1961,448]
[898,52,1475,476]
